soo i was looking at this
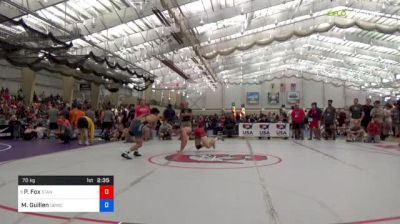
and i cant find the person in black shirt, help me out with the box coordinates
[361,98,373,131]
[163,104,176,124]
[8,115,22,139]
[322,100,336,140]
[127,104,135,125]
[349,98,364,128]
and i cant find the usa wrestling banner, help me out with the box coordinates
[0,125,12,139]
[239,123,289,137]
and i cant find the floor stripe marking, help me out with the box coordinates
[246,140,280,224]
[292,140,363,171]
[0,143,12,152]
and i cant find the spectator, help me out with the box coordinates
[110,123,125,141]
[382,103,393,140]
[370,100,384,139]
[159,119,173,140]
[217,114,226,134]
[2,88,10,102]
[33,91,38,102]
[307,102,322,140]
[346,120,364,142]
[77,116,95,145]
[288,106,294,138]
[224,116,236,138]
[101,105,114,134]
[48,104,59,133]
[361,98,373,131]
[56,114,72,144]
[127,104,135,122]
[61,104,70,121]
[0,106,6,125]
[393,103,400,137]
[349,98,364,128]
[322,99,336,140]
[85,105,96,124]
[163,104,176,124]
[68,103,78,128]
[366,119,380,143]
[76,104,85,122]
[135,99,150,118]
[8,115,22,139]
[337,108,348,136]
[291,103,305,140]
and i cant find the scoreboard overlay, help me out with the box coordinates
[18,176,114,213]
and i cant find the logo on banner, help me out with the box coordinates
[276,123,287,129]
[0,126,11,138]
[241,123,253,135]
[148,152,282,169]
[242,124,252,129]
[165,154,267,164]
[275,123,288,136]
[259,123,270,136]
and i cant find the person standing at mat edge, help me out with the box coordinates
[291,103,305,140]
[100,105,114,134]
[179,102,193,152]
[308,102,322,140]
[77,116,95,145]
[48,103,59,134]
[361,98,373,131]
[322,99,336,140]
[121,108,160,159]
[349,98,364,128]
[135,99,150,118]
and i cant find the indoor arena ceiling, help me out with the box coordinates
[0,0,400,95]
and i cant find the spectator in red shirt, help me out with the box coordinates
[135,99,150,118]
[291,103,305,140]
[2,88,10,102]
[308,102,322,140]
[56,114,73,144]
[366,119,380,143]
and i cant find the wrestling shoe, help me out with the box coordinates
[121,151,132,159]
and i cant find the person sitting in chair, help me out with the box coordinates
[159,119,172,140]
[346,120,364,142]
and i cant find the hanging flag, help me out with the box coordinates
[280,83,286,92]
[240,104,246,119]
[231,103,237,120]
[291,83,296,92]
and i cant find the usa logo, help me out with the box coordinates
[259,124,269,129]
[242,123,253,129]
[148,151,282,169]
[276,123,287,129]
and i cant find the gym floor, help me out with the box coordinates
[0,138,399,224]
